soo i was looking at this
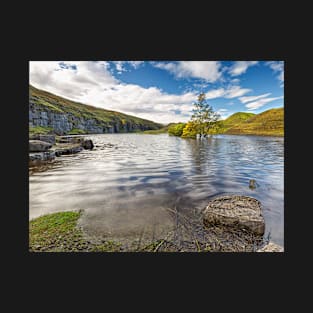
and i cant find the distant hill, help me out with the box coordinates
[224,108,284,136]
[220,112,256,132]
[29,85,162,135]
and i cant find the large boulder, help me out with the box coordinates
[203,195,265,236]
[29,140,53,152]
[82,139,94,150]
[257,242,284,252]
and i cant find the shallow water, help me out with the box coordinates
[29,134,284,247]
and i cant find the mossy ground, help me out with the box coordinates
[29,210,266,252]
[29,126,54,136]
[29,211,121,252]
[67,128,86,135]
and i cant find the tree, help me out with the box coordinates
[181,121,197,138]
[168,123,186,136]
[191,93,220,138]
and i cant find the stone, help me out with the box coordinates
[249,179,257,189]
[54,145,83,156]
[203,195,265,236]
[29,135,55,145]
[29,140,52,152]
[29,151,56,162]
[82,139,94,150]
[257,242,284,252]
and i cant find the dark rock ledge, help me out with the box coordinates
[29,135,94,165]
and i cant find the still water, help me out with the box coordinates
[29,134,284,246]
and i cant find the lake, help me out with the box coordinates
[29,133,284,247]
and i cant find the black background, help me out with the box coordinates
[3,2,306,308]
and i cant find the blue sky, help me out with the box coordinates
[29,61,284,124]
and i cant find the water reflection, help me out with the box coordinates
[29,134,284,246]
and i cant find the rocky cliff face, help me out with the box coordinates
[29,86,161,135]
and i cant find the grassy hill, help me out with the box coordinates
[29,85,162,135]
[221,112,255,130]
[224,108,284,136]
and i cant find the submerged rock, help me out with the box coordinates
[203,195,265,236]
[29,140,52,152]
[257,242,284,252]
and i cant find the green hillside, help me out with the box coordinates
[225,108,284,136]
[222,112,255,129]
[29,85,162,135]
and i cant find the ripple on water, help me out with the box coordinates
[29,134,284,247]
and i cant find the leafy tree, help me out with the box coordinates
[168,123,186,136]
[191,93,220,138]
[181,121,197,138]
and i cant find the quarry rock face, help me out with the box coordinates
[29,98,154,135]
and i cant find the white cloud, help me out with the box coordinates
[239,93,271,104]
[224,85,251,98]
[128,61,144,69]
[266,61,284,85]
[229,61,258,76]
[231,78,240,84]
[267,61,283,72]
[111,61,144,74]
[205,86,251,100]
[29,61,197,124]
[205,88,225,99]
[245,96,283,110]
[153,61,222,82]
[217,108,232,119]
[114,61,125,74]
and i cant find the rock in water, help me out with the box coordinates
[29,135,55,145]
[257,242,284,252]
[29,140,52,152]
[82,139,94,150]
[29,151,56,162]
[249,179,257,189]
[203,195,265,236]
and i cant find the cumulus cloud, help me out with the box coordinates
[29,61,196,124]
[266,61,284,85]
[153,61,222,82]
[128,61,144,69]
[228,61,258,76]
[112,61,144,74]
[245,96,283,110]
[239,93,271,104]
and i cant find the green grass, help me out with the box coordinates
[30,85,162,133]
[143,127,168,134]
[216,112,256,133]
[29,211,121,252]
[67,128,86,135]
[29,126,54,136]
[225,108,284,136]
